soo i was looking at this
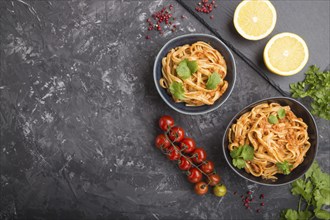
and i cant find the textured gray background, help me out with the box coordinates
[0,1,329,220]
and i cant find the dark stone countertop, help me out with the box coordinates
[0,1,329,220]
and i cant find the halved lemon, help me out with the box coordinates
[234,0,277,40]
[264,33,309,76]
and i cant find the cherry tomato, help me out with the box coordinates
[159,115,175,131]
[207,173,221,186]
[178,156,192,171]
[155,134,170,150]
[201,161,214,174]
[168,126,185,142]
[187,168,202,183]
[192,148,207,164]
[194,182,209,195]
[167,146,180,161]
[179,137,196,154]
[213,184,227,197]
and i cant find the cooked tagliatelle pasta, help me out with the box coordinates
[159,41,228,106]
[228,103,311,180]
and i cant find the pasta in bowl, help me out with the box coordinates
[223,97,318,186]
[153,34,236,115]
[160,41,228,106]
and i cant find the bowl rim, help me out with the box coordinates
[222,96,319,186]
[153,33,236,115]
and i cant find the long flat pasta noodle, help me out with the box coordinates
[160,41,228,106]
[228,103,311,180]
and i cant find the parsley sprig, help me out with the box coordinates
[290,65,330,120]
[281,161,330,220]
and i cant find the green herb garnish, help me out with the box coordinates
[278,108,286,119]
[169,82,185,100]
[206,72,222,90]
[268,115,279,124]
[176,60,191,79]
[230,145,254,169]
[280,161,330,220]
[290,65,330,120]
[176,59,199,79]
[186,60,198,73]
[276,161,293,175]
[233,158,246,169]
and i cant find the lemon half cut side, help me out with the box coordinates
[234,0,277,41]
[263,32,309,76]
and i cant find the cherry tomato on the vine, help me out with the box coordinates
[179,137,196,154]
[167,146,180,161]
[194,182,209,195]
[187,168,202,183]
[192,148,207,164]
[213,184,227,197]
[155,134,170,150]
[159,115,175,131]
[207,173,221,186]
[168,126,185,142]
[201,161,214,174]
[178,156,192,171]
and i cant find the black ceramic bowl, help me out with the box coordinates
[222,97,318,186]
[153,33,236,115]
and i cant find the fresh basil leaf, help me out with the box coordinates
[206,72,222,90]
[176,60,191,79]
[277,161,293,175]
[278,108,286,119]
[186,60,198,73]
[169,82,185,100]
[233,158,246,169]
[268,115,279,124]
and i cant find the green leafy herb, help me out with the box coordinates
[230,145,254,169]
[280,161,330,220]
[232,158,246,169]
[281,209,312,220]
[290,65,330,120]
[278,108,286,119]
[241,145,254,161]
[169,82,185,100]
[176,59,199,79]
[230,146,243,159]
[206,72,222,90]
[176,60,191,79]
[268,115,279,124]
[186,60,198,73]
[276,161,293,175]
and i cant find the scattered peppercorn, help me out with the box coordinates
[195,0,218,19]
[145,4,178,39]
[234,191,266,213]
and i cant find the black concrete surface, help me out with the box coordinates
[0,1,329,219]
